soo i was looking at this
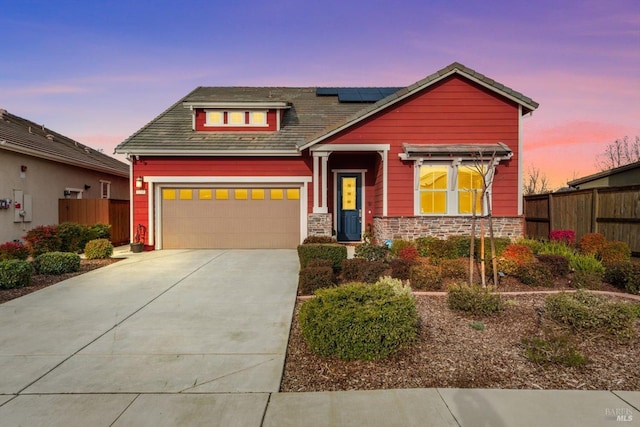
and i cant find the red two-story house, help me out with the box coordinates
[115,63,538,250]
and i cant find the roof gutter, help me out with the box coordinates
[0,140,129,178]
[114,148,301,157]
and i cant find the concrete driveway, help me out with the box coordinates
[0,249,299,426]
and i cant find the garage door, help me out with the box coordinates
[161,187,301,249]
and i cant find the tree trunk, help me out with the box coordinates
[487,195,498,286]
[469,190,477,286]
[480,217,486,288]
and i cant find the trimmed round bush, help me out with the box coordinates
[0,259,32,289]
[24,225,61,257]
[410,263,442,290]
[600,241,631,264]
[341,258,387,283]
[536,254,570,277]
[299,279,418,361]
[297,244,347,272]
[298,266,335,295]
[517,262,553,287]
[578,233,606,256]
[502,244,535,266]
[57,222,89,253]
[34,252,80,275]
[440,258,469,280]
[389,258,415,281]
[447,284,504,316]
[84,239,114,260]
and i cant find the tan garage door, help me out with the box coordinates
[161,187,300,249]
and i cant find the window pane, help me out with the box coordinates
[229,111,244,125]
[420,166,448,190]
[458,166,484,190]
[251,111,266,125]
[342,177,356,210]
[179,189,193,200]
[420,191,446,214]
[207,111,223,125]
[458,191,482,214]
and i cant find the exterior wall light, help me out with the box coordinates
[135,176,144,189]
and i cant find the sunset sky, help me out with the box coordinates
[2,0,638,189]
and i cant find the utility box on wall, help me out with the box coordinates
[13,190,33,223]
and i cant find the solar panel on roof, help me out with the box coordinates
[316,87,403,102]
[316,88,339,96]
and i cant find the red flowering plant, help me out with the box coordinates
[398,244,419,261]
[23,225,61,257]
[498,243,536,275]
[0,241,31,261]
[549,229,575,245]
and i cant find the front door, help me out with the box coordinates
[337,173,362,241]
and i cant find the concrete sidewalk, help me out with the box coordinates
[0,249,638,426]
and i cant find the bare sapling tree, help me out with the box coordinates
[523,166,551,195]
[596,136,640,171]
[469,150,499,287]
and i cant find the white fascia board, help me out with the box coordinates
[115,149,300,157]
[311,143,390,152]
[183,101,290,109]
[144,176,312,184]
[1,141,129,178]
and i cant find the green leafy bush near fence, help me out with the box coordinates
[24,225,61,257]
[600,241,631,264]
[0,260,32,289]
[545,291,637,337]
[84,239,114,260]
[297,244,347,272]
[33,252,80,275]
[299,278,418,361]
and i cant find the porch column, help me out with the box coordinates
[378,149,388,216]
[312,152,329,213]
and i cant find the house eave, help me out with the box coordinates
[114,148,301,157]
[0,140,129,178]
[183,101,291,110]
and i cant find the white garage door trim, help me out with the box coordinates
[144,176,311,249]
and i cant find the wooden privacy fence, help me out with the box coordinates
[58,199,130,245]
[524,185,640,255]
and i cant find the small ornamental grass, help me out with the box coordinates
[545,291,637,338]
[34,252,80,275]
[84,239,113,259]
[521,329,587,367]
[447,283,504,316]
[0,259,32,289]
[298,277,418,361]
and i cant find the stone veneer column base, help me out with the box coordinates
[373,216,524,242]
[307,213,333,237]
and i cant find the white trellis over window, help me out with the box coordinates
[399,142,513,216]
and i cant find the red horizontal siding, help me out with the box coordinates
[324,75,520,217]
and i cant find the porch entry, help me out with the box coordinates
[336,173,362,241]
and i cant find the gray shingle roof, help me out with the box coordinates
[0,110,128,177]
[116,63,539,155]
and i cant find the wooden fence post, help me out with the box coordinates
[548,193,554,234]
[591,188,598,233]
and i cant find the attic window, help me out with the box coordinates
[204,110,268,127]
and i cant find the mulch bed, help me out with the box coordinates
[0,258,122,304]
[281,292,640,392]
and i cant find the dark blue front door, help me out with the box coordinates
[337,173,362,241]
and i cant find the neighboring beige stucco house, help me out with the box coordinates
[568,161,640,190]
[0,109,129,243]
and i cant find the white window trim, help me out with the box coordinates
[203,109,269,127]
[414,160,492,216]
[100,180,111,199]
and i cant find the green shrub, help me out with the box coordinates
[298,279,418,361]
[569,253,605,275]
[545,291,637,337]
[604,261,633,289]
[389,258,415,281]
[536,254,570,277]
[24,225,61,256]
[303,235,337,244]
[516,238,544,255]
[298,266,336,295]
[517,263,553,287]
[440,258,469,280]
[89,223,112,240]
[447,235,473,258]
[571,271,603,290]
[341,258,387,283]
[34,252,80,275]
[538,241,576,258]
[447,284,504,316]
[57,222,90,253]
[0,241,30,261]
[354,242,389,261]
[307,259,333,269]
[521,331,587,367]
[297,244,347,272]
[390,239,413,256]
[624,264,640,295]
[84,239,114,260]
[578,233,606,257]
[470,321,485,331]
[0,259,32,289]
[415,236,439,257]
[496,257,520,276]
[409,263,442,290]
[600,241,631,264]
